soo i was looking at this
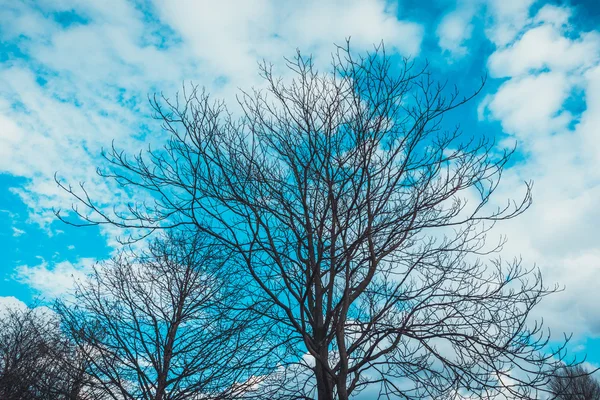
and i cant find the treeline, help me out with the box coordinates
[1,233,598,399]
[0,304,86,399]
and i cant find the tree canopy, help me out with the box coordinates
[51,42,581,400]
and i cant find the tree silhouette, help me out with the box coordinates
[57,42,577,400]
[56,232,274,400]
[549,364,600,400]
[0,303,91,399]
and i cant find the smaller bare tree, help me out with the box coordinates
[0,303,89,400]
[56,232,275,400]
[549,364,600,400]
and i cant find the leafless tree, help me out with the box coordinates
[0,303,90,400]
[57,42,578,399]
[56,232,274,400]
[549,364,600,400]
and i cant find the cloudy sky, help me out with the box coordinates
[1,0,599,366]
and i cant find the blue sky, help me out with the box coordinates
[1,0,600,369]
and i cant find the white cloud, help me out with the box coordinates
[276,0,423,57]
[14,258,95,298]
[0,296,27,314]
[485,0,537,46]
[153,0,422,95]
[488,23,600,78]
[482,4,600,340]
[437,4,477,58]
[533,4,571,27]
[11,226,25,237]
[436,0,543,59]
[578,65,600,171]
[481,71,572,138]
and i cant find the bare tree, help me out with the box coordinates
[57,42,577,399]
[549,364,600,400]
[56,232,273,400]
[0,303,89,400]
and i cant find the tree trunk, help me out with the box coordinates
[315,360,334,400]
[156,322,179,400]
[336,374,349,400]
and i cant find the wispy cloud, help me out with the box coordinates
[14,258,95,299]
[11,227,25,237]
